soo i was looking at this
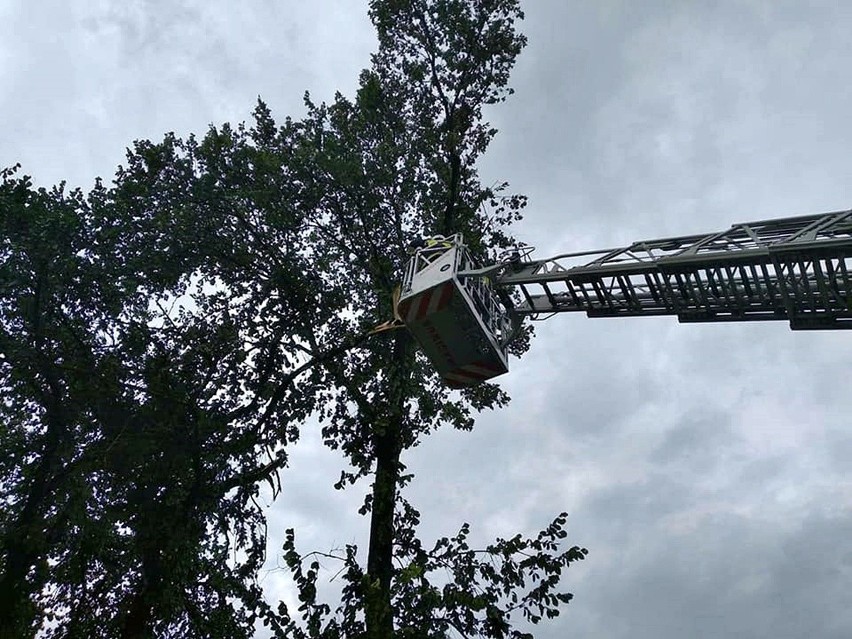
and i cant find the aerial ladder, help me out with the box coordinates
[396,209,852,387]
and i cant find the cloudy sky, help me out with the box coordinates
[3,1,852,637]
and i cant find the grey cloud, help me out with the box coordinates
[576,510,852,639]
[650,408,737,469]
[1,0,376,189]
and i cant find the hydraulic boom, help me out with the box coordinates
[398,209,852,386]
[499,209,852,329]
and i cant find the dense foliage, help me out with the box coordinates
[0,1,586,637]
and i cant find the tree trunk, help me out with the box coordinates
[365,433,400,637]
[364,331,411,638]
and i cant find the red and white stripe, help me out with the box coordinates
[398,282,454,324]
[442,360,505,387]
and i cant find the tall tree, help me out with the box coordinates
[0,125,346,637]
[273,1,586,637]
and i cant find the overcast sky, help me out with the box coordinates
[3,1,852,638]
